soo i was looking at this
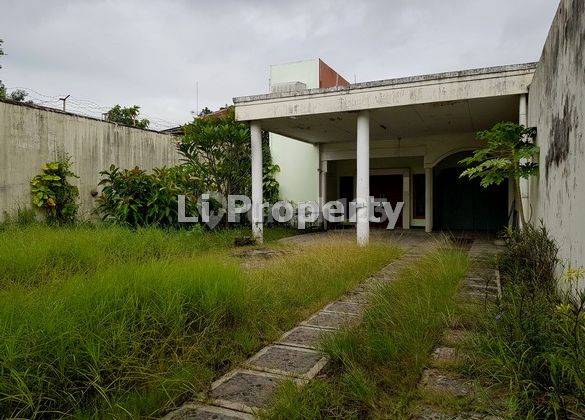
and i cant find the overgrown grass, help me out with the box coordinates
[0,224,293,288]
[264,246,469,419]
[463,225,585,418]
[0,229,399,418]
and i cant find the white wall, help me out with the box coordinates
[269,59,320,203]
[0,100,180,220]
[528,0,585,286]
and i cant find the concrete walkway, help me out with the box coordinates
[164,231,439,419]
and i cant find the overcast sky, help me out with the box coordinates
[1,0,559,130]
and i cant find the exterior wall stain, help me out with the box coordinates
[528,0,585,289]
[545,95,575,180]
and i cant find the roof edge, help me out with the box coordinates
[234,62,538,104]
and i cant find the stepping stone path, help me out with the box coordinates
[164,236,436,419]
[418,238,503,419]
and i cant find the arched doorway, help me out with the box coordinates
[433,151,508,232]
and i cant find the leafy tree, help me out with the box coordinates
[459,122,538,226]
[8,89,27,102]
[105,105,150,129]
[178,106,280,205]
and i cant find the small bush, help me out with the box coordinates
[498,223,559,295]
[30,155,79,224]
[95,165,199,228]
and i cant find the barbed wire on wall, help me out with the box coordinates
[5,86,184,131]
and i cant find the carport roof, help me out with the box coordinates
[234,63,537,104]
[233,63,537,144]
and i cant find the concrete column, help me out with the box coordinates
[319,159,328,230]
[356,110,370,246]
[425,167,433,233]
[402,172,411,229]
[519,94,529,225]
[250,121,263,243]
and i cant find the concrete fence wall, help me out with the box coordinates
[0,100,181,221]
[528,0,585,284]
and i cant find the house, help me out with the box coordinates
[235,62,535,243]
[234,0,583,286]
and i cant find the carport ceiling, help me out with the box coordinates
[261,95,520,143]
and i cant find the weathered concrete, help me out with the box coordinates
[277,325,333,350]
[244,345,327,379]
[209,369,293,414]
[420,368,473,398]
[163,404,253,420]
[0,100,179,221]
[413,406,503,420]
[234,64,535,122]
[302,310,360,330]
[528,0,585,289]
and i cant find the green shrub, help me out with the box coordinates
[30,155,79,224]
[498,224,559,295]
[95,165,199,228]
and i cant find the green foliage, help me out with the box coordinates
[265,247,469,418]
[459,122,538,224]
[460,123,538,187]
[30,156,79,224]
[0,229,396,418]
[105,104,150,129]
[8,89,27,102]
[178,106,280,204]
[178,107,251,197]
[498,224,559,295]
[468,227,585,417]
[95,165,198,228]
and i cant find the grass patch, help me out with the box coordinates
[264,246,468,419]
[0,224,293,288]
[0,228,399,418]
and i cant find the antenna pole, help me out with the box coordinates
[59,94,70,112]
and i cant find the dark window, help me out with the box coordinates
[339,176,354,219]
[413,174,425,219]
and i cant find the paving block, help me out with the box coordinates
[244,344,327,379]
[278,325,332,349]
[420,368,472,397]
[163,403,253,420]
[412,405,503,419]
[323,300,363,315]
[443,329,469,346]
[209,369,296,413]
[431,346,459,364]
[302,310,359,330]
